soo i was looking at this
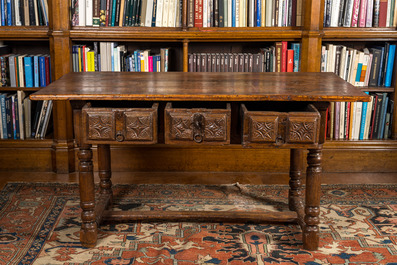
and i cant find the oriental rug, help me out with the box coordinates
[0,183,396,265]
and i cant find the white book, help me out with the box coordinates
[14,0,21,25]
[156,0,164,26]
[35,100,48,139]
[330,0,341,27]
[40,100,53,139]
[283,0,288,26]
[343,0,354,26]
[23,97,31,139]
[176,0,181,27]
[172,0,178,26]
[353,102,362,140]
[23,0,29,26]
[386,0,391,26]
[162,0,169,27]
[339,101,345,139]
[240,0,246,27]
[40,0,49,25]
[228,0,232,26]
[278,0,284,26]
[364,53,373,86]
[366,0,374,27]
[114,46,120,72]
[143,50,150,72]
[33,0,39,25]
[346,48,356,82]
[236,0,240,26]
[79,0,86,26]
[364,95,373,139]
[208,0,213,26]
[99,42,106,72]
[325,43,334,72]
[86,0,93,26]
[224,0,228,26]
[18,55,26,87]
[321,46,327,72]
[348,50,359,85]
[17,91,25,140]
[203,0,208,27]
[343,49,351,80]
[339,46,347,78]
[266,0,273,26]
[248,0,254,27]
[145,0,154,26]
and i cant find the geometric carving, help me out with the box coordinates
[125,112,153,141]
[288,121,316,143]
[169,114,193,140]
[87,113,114,140]
[248,116,278,143]
[204,115,227,141]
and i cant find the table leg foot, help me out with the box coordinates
[80,222,98,248]
[303,148,322,251]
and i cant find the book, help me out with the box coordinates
[378,93,388,139]
[23,96,31,138]
[359,92,369,140]
[0,93,7,139]
[39,99,52,138]
[17,90,25,139]
[23,56,33,87]
[384,44,396,87]
[287,49,294,72]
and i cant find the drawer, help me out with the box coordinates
[82,102,158,144]
[165,102,231,145]
[241,103,321,146]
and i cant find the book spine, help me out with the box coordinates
[358,0,367,27]
[379,0,387,27]
[384,44,396,87]
[343,0,354,27]
[24,56,33,87]
[281,41,287,72]
[359,93,369,140]
[350,0,360,27]
[39,56,46,87]
[378,93,388,138]
[366,0,374,27]
[0,94,7,138]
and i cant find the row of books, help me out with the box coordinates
[0,91,53,140]
[72,42,170,72]
[188,46,301,72]
[0,0,49,26]
[189,0,303,27]
[324,0,397,27]
[0,54,52,87]
[328,92,394,140]
[71,0,182,27]
[321,43,396,87]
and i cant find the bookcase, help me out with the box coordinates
[0,0,396,175]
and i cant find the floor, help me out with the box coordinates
[0,171,396,189]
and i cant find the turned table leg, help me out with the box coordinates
[289,149,304,212]
[98,144,113,204]
[303,148,322,250]
[78,144,97,248]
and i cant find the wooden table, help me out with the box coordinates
[31,72,370,250]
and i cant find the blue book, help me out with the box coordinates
[232,0,236,27]
[384,44,396,87]
[292,43,301,72]
[355,63,363,83]
[111,43,115,71]
[39,56,46,87]
[256,0,261,26]
[1,0,5,26]
[6,0,11,26]
[0,93,7,138]
[379,94,389,139]
[359,92,369,140]
[111,0,117,26]
[153,56,157,72]
[33,56,39,87]
[134,50,140,72]
[24,56,33,87]
[5,95,12,139]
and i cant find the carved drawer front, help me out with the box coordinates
[82,103,158,144]
[241,103,320,147]
[165,102,231,145]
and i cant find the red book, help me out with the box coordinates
[351,0,361,27]
[379,0,388,27]
[44,56,50,86]
[281,41,288,72]
[358,0,368,27]
[148,56,153,72]
[287,49,294,72]
[194,0,203,27]
[345,102,351,139]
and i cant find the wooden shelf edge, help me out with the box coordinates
[323,27,397,40]
[70,27,302,41]
[324,140,397,149]
[0,26,49,40]
[359,87,395,93]
[0,138,53,148]
[0,87,41,92]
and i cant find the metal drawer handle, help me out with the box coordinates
[116,132,125,142]
[193,113,205,143]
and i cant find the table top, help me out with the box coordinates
[30,72,371,102]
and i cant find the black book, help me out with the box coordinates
[368,48,382,86]
[37,0,44,26]
[5,95,13,139]
[31,100,43,138]
[214,0,219,27]
[218,0,224,27]
[135,0,141,26]
[130,0,137,26]
[372,93,383,139]
[100,0,107,26]
[28,0,35,26]
[114,0,121,26]
[123,0,130,26]
[19,0,25,25]
[151,0,157,27]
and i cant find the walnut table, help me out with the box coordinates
[31,72,370,250]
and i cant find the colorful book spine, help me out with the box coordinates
[359,92,369,140]
[292,43,300,72]
[148,56,153,72]
[0,94,7,138]
[39,56,46,87]
[24,56,33,87]
[33,56,39,87]
[384,44,396,87]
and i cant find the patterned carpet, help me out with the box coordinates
[0,182,396,264]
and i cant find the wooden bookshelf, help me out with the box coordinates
[0,0,395,176]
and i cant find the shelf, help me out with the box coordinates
[324,139,397,149]
[359,87,395,93]
[70,27,302,41]
[0,87,41,92]
[0,138,53,148]
[323,27,397,41]
[0,26,49,40]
